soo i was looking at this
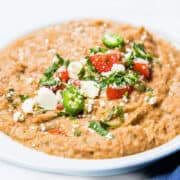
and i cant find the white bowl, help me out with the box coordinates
[0,132,179,176]
[0,1,179,176]
[0,27,179,176]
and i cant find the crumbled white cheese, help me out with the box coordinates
[22,98,36,113]
[134,58,149,64]
[111,64,125,72]
[72,124,80,128]
[80,81,100,98]
[26,77,34,84]
[87,99,94,113]
[149,96,157,105]
[68,60,86,79]
[140,33,147,41]
[144,96,149,102]
[40,123,46,132]
[13,111,24,122]
[99,100,106,107]
[101,64,125,76]
[29,125,38,130]
[119,102,125,106]
[57,66,66,73]
[100,90,106,98]
[91,116,96,120]
[124,51,132,60]
[124,113,129,119]
[52,55,60,63]
[122,95,128,103]
[105,133,114,139]
[35,87,58,110]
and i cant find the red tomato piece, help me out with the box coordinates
[52,84,65,93]
[60,68,69,82]
[48,129,67,136]
[106,85,132,100]
[133,61,150,79]
[56,103,64,110]
[73,79,80,87]
[90,52,120,72]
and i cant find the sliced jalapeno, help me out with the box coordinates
[102,34,124,48]
[62,86,84,116]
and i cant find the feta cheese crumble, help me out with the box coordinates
[99,100,106,107]
[80,81,100,98]
[13,111,24,122]
[35,87,58,110]
[101,63,125,76]
[86,99,94,113]
[22,98,36,113]
[149,96,157,105]
[134,58,149,64]
[68,59,86,79]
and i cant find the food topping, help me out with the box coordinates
[90,52,120,72]
[62,85,84,116]
[10,33,157,138]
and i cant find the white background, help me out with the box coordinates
[0,0,179,179]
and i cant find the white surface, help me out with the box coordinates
[0,0,179,179]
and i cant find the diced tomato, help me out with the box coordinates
[48,129,67,136]
[72,79,80,87]
[60,68,69,82]
[57,103,64,110]
[133,61,150,79]
[52,84,65,93]
[90,52,120,72]
[106,85,132,100]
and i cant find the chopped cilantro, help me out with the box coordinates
[116,106,124,122]
[44,54,65,78]
[74,129,82,136]
[100,121,121,128]
[19,94,29,102]
[12,101,18,108]
[133,42,153,60]
[105,106,124,122]
[90,46,108,54]
[146,87,154,92]
[106,106,116,121]
[134,82,146,92]
[39,76,60,86]
[78,58,99,81]
[89,121,113,138]
[101,70,139,87]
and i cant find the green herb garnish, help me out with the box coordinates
[78,57,99,81]
[90,46,108,54]
[89,121,113,138]
[101,70,139,88]
[100,121,121,128]
[43,54,64,78]
[19,94,29,102]
[12,101,18,108]
[132,43,153,60]
[39,76,60,86]
[134,82,146,92]
[116,106,124,122]
[106,106,124,122]
[74,129,82,136]
[106,106,116,121]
